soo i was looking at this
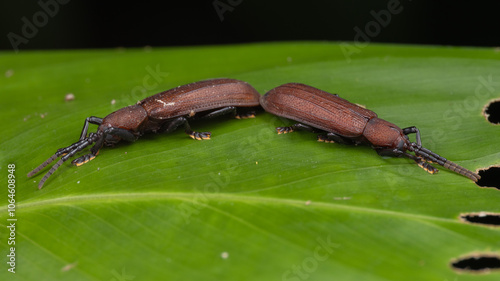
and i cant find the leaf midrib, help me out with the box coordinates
[8,192,461,225]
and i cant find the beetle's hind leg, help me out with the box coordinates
[235,111,256,119]
[276,124,356,144]
[200,106,257,119]
[160,116,211,140]
[200,106,237,119]
[318,132,356,145]
[276,123,317,134]
[235,107,258,119]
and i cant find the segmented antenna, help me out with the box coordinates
[27,154,58,178]
[37,159,65,189]
[27,133,100,189]
[409,144,480,182]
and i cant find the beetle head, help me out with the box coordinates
[395,134,411,151]
[104,133,121,146]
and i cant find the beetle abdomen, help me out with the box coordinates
[261,83,377,137]
[139,78,260,120]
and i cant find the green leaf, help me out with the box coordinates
[1,42,499,281]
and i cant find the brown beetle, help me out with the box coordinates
[260,83,480,181]
[28,78,261,188]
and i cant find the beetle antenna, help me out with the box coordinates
[409,143,480,182]
[28,133,100,189]
[27,154,59,178]
[27,138,89,177]
[37,159,65,188]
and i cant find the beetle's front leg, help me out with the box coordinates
[71,127,135,166]
[79,116,103,140]
[160,116,211,140]
[402,126,421,146]
[104,127,138,145]
[72,152,98,166]
[72,132,105,166]
[376,147,438,174]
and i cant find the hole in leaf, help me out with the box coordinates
[475,167,500,190]
[460,212,500,227]
[451,254,500,273]
[483,99,500,124]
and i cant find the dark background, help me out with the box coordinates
[1,0,499,51]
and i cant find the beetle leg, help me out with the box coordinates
[157,117,185,134]
[72,131,106,166]
[79,116,103,140]
[276,123,317,134]
[160,116,211,140]
[402,127,443,173]
[235,107,259,119]
[402,126,421,146]
[199,106,256,119]
[184,120,211,140]
[200,106,237,119]
[187,131,211,140]
[235,111,256,119]
[376,148,400,157]
[410,155,439,174]
[375,147,439,174]
[72,153,98,166]
[29,116,104,177]
[104,127,138,144]
[317,135,334,143]
[318,132,356,145]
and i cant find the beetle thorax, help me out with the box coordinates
[363,118,407,149]
[99,105,148,133]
